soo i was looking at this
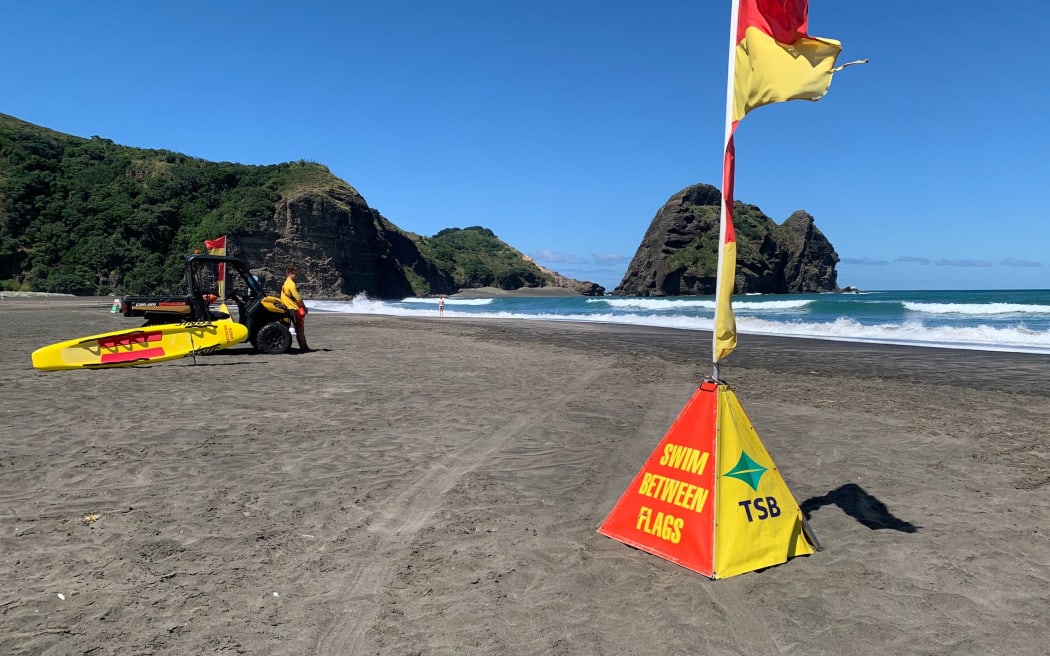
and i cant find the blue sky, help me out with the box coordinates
[4,1,1048,292]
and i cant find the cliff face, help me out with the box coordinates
[237,182,440,298]
[614,184,839,296]
[779,210,841,292]
[237,183,603,299]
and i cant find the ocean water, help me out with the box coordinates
[310,289,1050,355]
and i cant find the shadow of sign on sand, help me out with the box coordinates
[802,483,919,533]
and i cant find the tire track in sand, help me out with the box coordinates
[312,367,606,655]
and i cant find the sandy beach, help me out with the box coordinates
[2,298,1048,655]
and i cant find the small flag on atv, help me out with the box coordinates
[205,236,227,299]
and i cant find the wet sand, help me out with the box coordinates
[2,299,1048,655]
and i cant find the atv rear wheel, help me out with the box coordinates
[253,321,292,354]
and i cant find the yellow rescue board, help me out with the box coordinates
[31,308,248,371]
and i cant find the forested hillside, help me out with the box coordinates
[0,113,315,293]
[0,113,602,297]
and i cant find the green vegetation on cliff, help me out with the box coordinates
[416,227,552,290]
[0,113,560,296]
[0,114,317,294]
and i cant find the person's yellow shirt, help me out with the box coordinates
[280,277,302,311]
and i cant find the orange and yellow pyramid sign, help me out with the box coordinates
[598,380,816,578]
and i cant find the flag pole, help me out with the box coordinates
[712,0,741,381]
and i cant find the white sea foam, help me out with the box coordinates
[311,295,438,316]
[592,297,716,311]
[594,297,812,312]
[735,317,1050,353]
[308,296,1050,354]
[733,299,813,312]
[400,297,495,306]
[903,302,1050,316]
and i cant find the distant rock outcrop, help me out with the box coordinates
[614,184,839,296]
[525,257,605,296]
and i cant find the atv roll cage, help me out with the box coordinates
[121,254,294,354]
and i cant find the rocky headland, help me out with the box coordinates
[615,183,839,296]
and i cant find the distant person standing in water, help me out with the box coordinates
[438,296,445,317]
[281,266,311,352]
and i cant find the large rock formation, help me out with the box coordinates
[614,184,839,296]
[237,182,441,299]
[235,181,604,298]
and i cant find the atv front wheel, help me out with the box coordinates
[252,321,292,354]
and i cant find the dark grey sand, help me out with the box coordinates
[2,298,1048,655]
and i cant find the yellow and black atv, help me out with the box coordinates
[118,254,294,354]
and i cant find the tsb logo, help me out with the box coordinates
[738,497,781,522]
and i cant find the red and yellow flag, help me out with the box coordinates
[204,236,227,298]
[714,0,842,363]
[204,236,226,256]
[732,0,842,123]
